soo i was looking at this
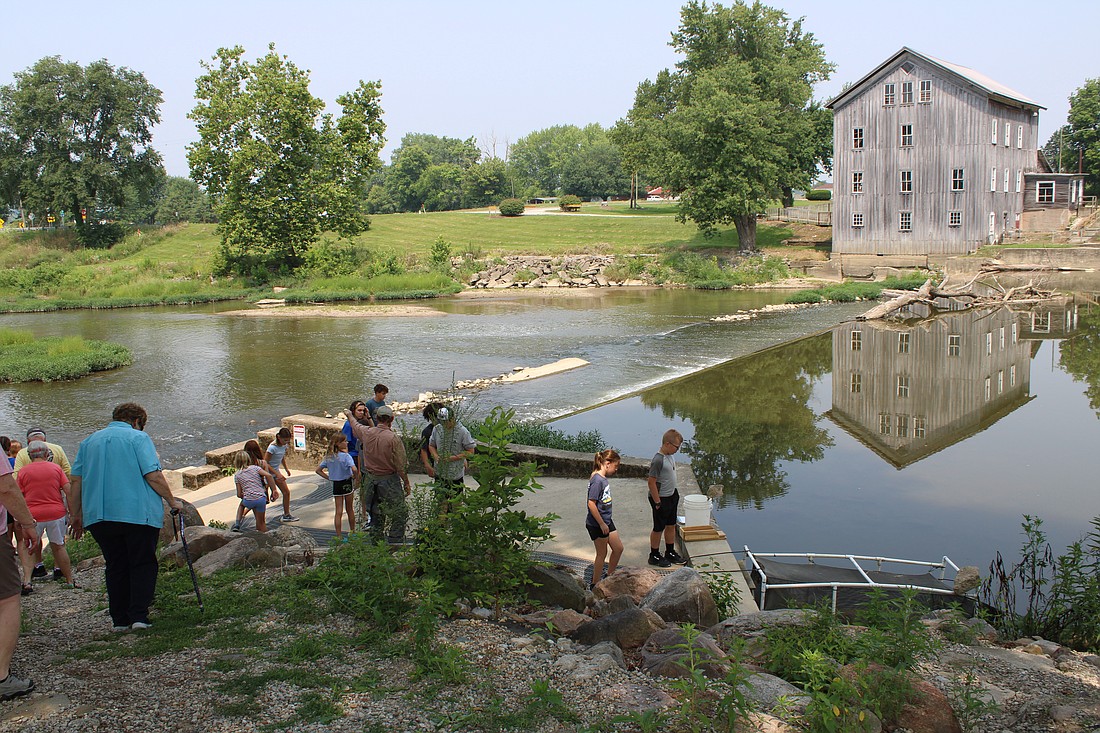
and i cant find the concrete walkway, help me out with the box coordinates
[176,463,758,612]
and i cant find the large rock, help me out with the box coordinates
[596,682,675,714]
[570,607,666,650]
[840,664,961,733]
[594,566,663,604]
[707,609,816,648]
[639,626,728,680]
[525,564,586,612]
[193,537,259,577]
[247,546,289,568]
[269,524,318,549]
[159,526,233,567]
[953,566,981,595]
[739,672,811,715]
[157,498,204,545]
[641,567,719,628]
[549,608,590,637]
[735,712,798,733]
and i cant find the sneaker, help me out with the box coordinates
[111,625,131,634]
[281,514,299,523]
[52,567,64,581]
[31,564,46,578]
[20,584,33,596]
[648,552,672,568]
[231,523,241,532]
[130,621,153,630]
[665,549,687,565]
[0,673,35,701]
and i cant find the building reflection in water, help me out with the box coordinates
[827,302,1077,468]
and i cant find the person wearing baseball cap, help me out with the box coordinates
[13,428,71,580]
[346,402,412,543]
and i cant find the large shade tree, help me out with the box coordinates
[618,1,833,251]
[187,44,385,274]
[1066,78,1100,195]
[0,56,163,228]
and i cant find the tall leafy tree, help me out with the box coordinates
[155,176,215,224]
[461,157,511,207]
[619,1,832,251]
[509,124,585,196]
[0,56,163,226]
[396,133,480,168]
[1041,125,1078,174]
[187,44,385,274]
[1066,78,1100,195]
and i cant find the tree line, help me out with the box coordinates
[2,2,1097,271]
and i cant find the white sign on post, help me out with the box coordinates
[293,424,306,450]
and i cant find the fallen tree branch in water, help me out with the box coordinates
[858,277,1058,321]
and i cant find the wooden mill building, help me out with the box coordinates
[827,48,1083,257]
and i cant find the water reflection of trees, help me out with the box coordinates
[1059,306,1100,416]
[641,333,834,509]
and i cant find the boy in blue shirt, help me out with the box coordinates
[364,384,389,426]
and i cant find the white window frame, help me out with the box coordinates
[898,332,910,354]
[998,370,1004,394]
[948,211,962,228]
[851,331,862,351]
[1071,179,1079,203]
[900,123,913,147]
[951,168,964,191]
[1012,322,1018,343]
[1010,364,1016,386]
[853,127,864,149]
[985,377,991,401]
[947,334,961,356]
[852,172,864,194]
[919,80,932,103]
[1017,125,1023,149]
[879,413,891,435]
[990,167,997,192]
[852,212,864,228]
[899,211,912,232]
[1004,122,1011,147]
[1037,181,1055,204]
[900,170,913,193]
[999,326,1005,349]
[913,416,927,438]
[991,119,998,144]
[988,211,996,236]
[884,83,896,106]
[850,373,862,394]
[1004,168,1010,193]
[897,375,910,398]
[1016,170,1022,193]
[986,332,993,355]
[901,81,914,104]
[896,414,910,438]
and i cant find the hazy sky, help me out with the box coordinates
[3,0,1095,177]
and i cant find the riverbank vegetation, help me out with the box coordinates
[0,328,131,382]
[0,210,817,311]
[783,273,931,305]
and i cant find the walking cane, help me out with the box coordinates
[172,509,205,613]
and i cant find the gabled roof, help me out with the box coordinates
[826,47,1044,112]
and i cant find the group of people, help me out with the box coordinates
[1,403,185,702]
[585,429,689,587]
[321,385,476,543]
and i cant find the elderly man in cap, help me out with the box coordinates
[0,448,41,699]
[346,404,411,543]
[13,427,71,581]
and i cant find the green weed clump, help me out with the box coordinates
[784,273,931,305]
[983,514,1100,652]
[662,252,790,289]
[0,333,131,382]
[494,421,607,453]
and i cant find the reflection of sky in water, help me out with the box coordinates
[555,317,1100,571]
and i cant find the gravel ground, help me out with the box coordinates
[5,565,1100,732]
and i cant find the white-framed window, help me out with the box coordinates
[986,331,993,355]
[952,168,965,191]
[1017,125,1023,149]
[884,83,896,106]
[947,334,961,356]
[896,414,910,438]
[990,167,997,192]
[897,375,910,398]
[1004,122,1011,147]
[1072,178,1079,203]
[919,80,932,103]
[900,124,913,147]
[899,211,912,232]
[852,212,864,228]
[1016,169,1022,193]
[985,376,991,401]
[900,170,913,193]
[999,326,1005,349]
[850,373,862,394]
[1037,181,1055,204]
[901,81,914,104]
[949,211,962,227]
[851,331,862,351]
[898,332,910,354]
[1004,168,1010,193]
[879,413,891,435]
[1012,322,1018,343]
[1033,312,1051,333]
[991,119,998,144]
[1010,364,1016,386]
[988,211,996,236]
[998,370,1004,394]
[913,416,927,438]
[852,172,864,194]
[853,127,864,149]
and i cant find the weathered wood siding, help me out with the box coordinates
[832,54,1039,255]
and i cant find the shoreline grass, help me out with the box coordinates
[0,328,132,382]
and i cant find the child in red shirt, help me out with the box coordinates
[16,441,75,588]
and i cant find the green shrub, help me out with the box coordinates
[429,236,452,270]
[302,239,364,277]
[76,222,128,249]
[0,336,132,382]
[558,194,582,211]
[498,198,526,217]
[785,290,823,304]
[805,189,832,201]
[483,420,607,453]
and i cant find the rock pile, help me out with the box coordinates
[467,255,648,289]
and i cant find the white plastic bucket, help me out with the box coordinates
[682,494,712,527]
